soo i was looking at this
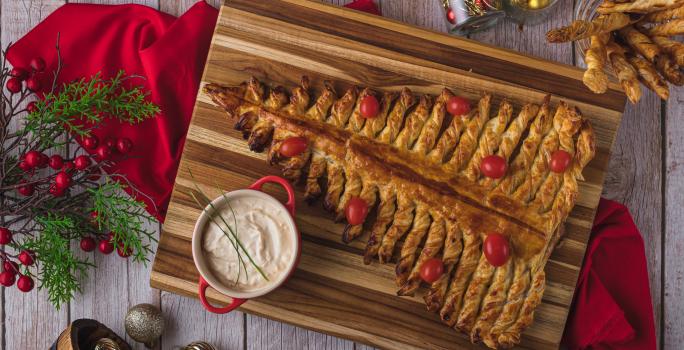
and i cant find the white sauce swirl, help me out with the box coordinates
[202,196,294,292]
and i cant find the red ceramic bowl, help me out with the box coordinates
[192,176,299,314]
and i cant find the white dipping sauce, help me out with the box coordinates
[202,196,294,292]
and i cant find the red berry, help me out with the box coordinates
[104,138,116,150]
[550,150,572,173]
[359,95,380,119]
[6,78,22,94]
[345,197,369,226]
[48,155,64,170]
[98,239,114,254]
[49,183,65,197]
[18,161,32,172]
[38,154,49,168]
[95,145,112,161]
[17,181,35,196]
[18,250,34,266]
[117,244,132,258]
[480,155,507,179]
[62,161,75,172]
[279,137,308,157]
[446,96,471,116]
[0,271,16,287]
[54,171,72,189]
[3,261,19,275]
[10,67,28,80]
[30,57,45,72]
[82,135,99,150]
[25,76,41,92]
[74,155,91,170]
[80,237,97,252]
[420,258,445,283]
[26,101,38,113]
[24,150,43,168]
[116,138,133,154]
[484,232,510,267]
[446,8,456,24]
[0,228,11,245]
[16,275,34,292]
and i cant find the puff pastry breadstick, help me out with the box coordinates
[398,215,446,296]
[440,229,481,327]
[606,42,643,103]
[247,86,287,152]
[656,55,684,85]
[629,55,670,99]
[644,3,684,22]
[361,91,397,139]
[447,94,492,171]
[427,109,472,164]
[425,220,463,312]
[395,206,431,286]
[377,88,415,144]
[583,34,610,94]
[652,35,684,66]
[378,194,416,263]
[598,0,684,14]
[305,82,335,121]
[347,88,373,133]
[456,254,497,334]
[649,19,684,36]
[335,172,362,222]
[393,95,434,150]
[546,13,629,42]
[463,99,513,181]
[329,86,357,127]
[471,260,514,344]
[280,77,310,116]
[413,89,452,155]
[342,181,378,243]
[363,186,396,264]
[323,162,345,212]
[497,269,545,348]
[620,26,661,62]
[486,260,530,348]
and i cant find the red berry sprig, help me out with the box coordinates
[17,275,34,292]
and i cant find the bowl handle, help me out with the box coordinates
[198,276,246,314]
[248,176,296,216]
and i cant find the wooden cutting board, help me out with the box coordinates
[150,1,626,349]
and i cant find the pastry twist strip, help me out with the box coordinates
[363,186,397,264]
[471,260,514,345]
[413,89,452,155]
[425,220,463,312]
[395,206,431,286]
[378,193,416,263]
[456,253,497,334]
[393,95,434,150]
[398,214,446,296]
[446,94,492,171]
[440,229,480,327]
[377,88,414,144]
[463,99,513,181]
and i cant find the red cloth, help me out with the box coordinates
[562,199,656,350]
[8,1,654,348]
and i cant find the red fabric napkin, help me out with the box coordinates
[562,198,656,350]
[8,1,655,348]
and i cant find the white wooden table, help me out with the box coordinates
[1,0,680,349]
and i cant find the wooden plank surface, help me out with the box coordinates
[151,1,625,349]
[0,0,677,349]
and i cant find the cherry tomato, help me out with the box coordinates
[550,150,572,173]
[480,155,507,179]
[484,232,510,267]
[359,95,379,119]
[420,258,444,283]
[446,96,471,116]
[279,136,308,157]
[345,197,369,226]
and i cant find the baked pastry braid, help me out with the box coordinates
[363,186,397,264]
[329,86,357,127]
[481,103,540,189]
[619,25,660,62]
[629,55,670,100]
[425,220,463,312]
[413,89,452,155]
[393,95,434,150]
[204,77,597,349]
[398,214,446,296]
[583,34,610,94]
[651,35,684,66]
[377,193,416,263]
[395,205,431,286]
[342,181,378,243]
[512,103,565,203]
[598,0,684,14]
[440,229,481,327]
[347,88,373,133]
[471,260,514,344]
[377,88,414,144]
[361,91,397,139]
[644,4,684,22]
[427,108,472,164]
[532,106,582,212]
[463,99,513,181]
[606,42,643,104]
[455,253,497,334]
[446,94,492,171]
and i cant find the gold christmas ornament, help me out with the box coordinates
[93,338,121,350]
[124,303,165,348]
[183,341,217,350]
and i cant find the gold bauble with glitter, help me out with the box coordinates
[124,303,165,348]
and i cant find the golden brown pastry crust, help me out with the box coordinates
[644,4,684,22]
[598,0,684,14]
[583,34,610,94]
[546,13,630,42]
[204,77,596,350]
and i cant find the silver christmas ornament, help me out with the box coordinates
[124,303,165,348]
